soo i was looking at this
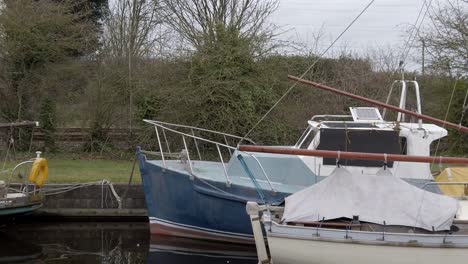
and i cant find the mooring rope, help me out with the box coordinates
[43,179,122,209]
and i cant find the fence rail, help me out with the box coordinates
[0,128,143,142]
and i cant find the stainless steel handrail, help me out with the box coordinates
[216,144,231,187]
[162,128,171,154]
[144,119,256,144]
[147,122,236,186]
[182,136,194,176]
[145,120,276,192]
[240,151,276,193]
[191,128,202,160]
[6,160,34,189]
[140,150,180,158]
[311,115,352,121]
[154,126,166,168]
[150,122,236,150]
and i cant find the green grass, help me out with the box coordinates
[2,158,140,184]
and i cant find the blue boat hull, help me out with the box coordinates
[137,152,288,244]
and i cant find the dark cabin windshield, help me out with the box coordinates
[317,128,400,167]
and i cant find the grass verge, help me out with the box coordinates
[2,158,140,184]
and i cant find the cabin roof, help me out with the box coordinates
[308,120,448,135]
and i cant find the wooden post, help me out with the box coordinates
[246,202,270,264]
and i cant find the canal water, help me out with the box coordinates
[0,222,258,264]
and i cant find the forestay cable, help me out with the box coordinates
[238,0,377,144]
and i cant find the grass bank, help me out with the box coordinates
[44,159,140,183]
[2,155,140,184]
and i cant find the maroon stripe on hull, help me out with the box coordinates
[149,222,255,245]
[150,234,258,256]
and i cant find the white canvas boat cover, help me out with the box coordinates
[282,167,458,231]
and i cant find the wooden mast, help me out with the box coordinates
[238,145,468,164]
[288,75,468,133]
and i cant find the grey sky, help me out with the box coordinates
[271,0,424,54]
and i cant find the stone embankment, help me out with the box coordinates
[13,183,148,221]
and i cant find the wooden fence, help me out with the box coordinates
[0,128,142,143]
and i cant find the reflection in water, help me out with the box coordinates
[1,222,259,264]
[2,222,149,264]
[148,235,258,264]
[0,232,42,263]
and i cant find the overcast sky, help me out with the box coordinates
[270,0,425,56]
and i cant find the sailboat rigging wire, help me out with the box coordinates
[238,0,376,144]
[288,75,468,133]
[460,88,468,126]
[400,0,433,64]
[432,77,459,163]
[2,127,13,170]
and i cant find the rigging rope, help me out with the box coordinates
[2,127,14,171]
[400,0,433,64]
[432,77,459,168]
[460,88,468,126]
[238,0,377,144]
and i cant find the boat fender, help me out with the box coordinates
[28,158,48,187]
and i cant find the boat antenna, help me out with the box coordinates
[238,0,377,145]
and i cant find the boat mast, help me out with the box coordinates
[288,75,468,133]
[239,145,468,164]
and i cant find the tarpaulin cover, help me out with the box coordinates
[436,167,468,197]
[282,167,458,231]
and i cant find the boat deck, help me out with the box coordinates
[147,160,305,194]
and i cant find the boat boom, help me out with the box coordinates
[288,75,468,133]
[238,145,468,164]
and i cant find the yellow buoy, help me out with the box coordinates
[28,158,48,187]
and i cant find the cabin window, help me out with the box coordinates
[299,128,316,149]
[296,127,310,147]
[317,128,400,167]
[296,126,316,149]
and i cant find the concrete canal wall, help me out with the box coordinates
[13,183,148,220]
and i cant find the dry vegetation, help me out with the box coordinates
[0,0,466,157]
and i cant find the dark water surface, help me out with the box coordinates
[0,222,258,264]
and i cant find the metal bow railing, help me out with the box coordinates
[141,119,275,191]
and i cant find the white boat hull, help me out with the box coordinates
[268,235,468,264]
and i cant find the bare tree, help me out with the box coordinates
[103,0,167,130]
[420,0,467,75]
[104,0,166,58]
[162,0,279,54]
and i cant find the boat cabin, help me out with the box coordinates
[296,106,447,180]
[294,79,447,181]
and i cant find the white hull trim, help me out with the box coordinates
[267,235,468,264]
[264,220,468,264]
